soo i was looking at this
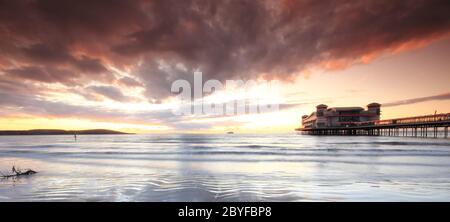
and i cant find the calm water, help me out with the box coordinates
[0,134,449,202]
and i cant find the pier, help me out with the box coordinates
[296,113,450,138]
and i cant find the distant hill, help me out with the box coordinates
[0,129,131,135]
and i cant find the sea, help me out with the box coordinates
[0,134,449,202]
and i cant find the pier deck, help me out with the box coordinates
[296,113,450,138]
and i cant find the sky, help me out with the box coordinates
[0,0,449,133]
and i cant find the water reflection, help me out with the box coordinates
[0,134,449,201]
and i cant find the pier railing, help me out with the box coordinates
[349,113,450,126]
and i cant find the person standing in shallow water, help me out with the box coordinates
[74,133,77,141]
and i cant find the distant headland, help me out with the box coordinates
[0,129,130,135]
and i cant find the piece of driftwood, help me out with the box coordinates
[0,166,37,178]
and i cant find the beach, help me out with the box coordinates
[0,134,449,201]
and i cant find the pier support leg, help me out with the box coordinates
[445,126,448,138]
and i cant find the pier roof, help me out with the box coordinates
[328,107,364,111]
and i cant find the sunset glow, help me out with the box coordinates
[0,0,449,133]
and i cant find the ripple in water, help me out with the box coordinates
[0,134,449,201]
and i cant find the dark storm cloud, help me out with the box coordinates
[383,92,450,107]
[114,0,450,99]
[0,0,141,84]
[72,56,109,74]
[117,76,144,88]
[3,66,77,84]
[1,43,111,85]
[0,0,449,117]
[20,43,74,65]
[87,85,138,103]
